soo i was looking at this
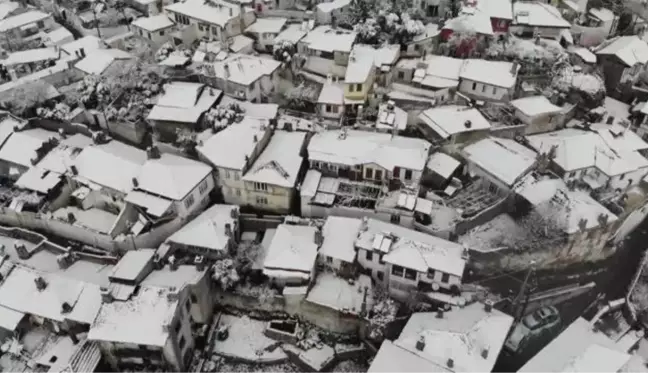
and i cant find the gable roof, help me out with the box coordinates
[595,36,648,67]
[463,137,537,186]
[263,224,319,276]
[136,153,212,201]
[241,131,305,188]
[166,204,238,251]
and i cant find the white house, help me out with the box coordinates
[129,150,215,218]
[370,302,514,373]
[510,95,563,134]
[595,36,648,100]
[315,0,351,25]
[458,59,519,102]
[244,17,287,52]
[165,0,256,43]
[132,14,176,45]
[462,137,537,195]
[0,10,57,50]
[355,218,468,300]
[307,129,431,188]
[204,54,281,102]
[317,80,345,121]
[511,1,571,40]
[241,131,306,213]
[196,117,272,204]
[263,224,321,286]
[527,126,648,191]
[165,204,239,259]
[146,81,222,141]
[317,216,362,275]
[417,105,492,148]
[298,25,357,78]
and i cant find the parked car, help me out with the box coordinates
[504,306,561,353]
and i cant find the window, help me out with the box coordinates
[326,104,332,112]
[620,173,625,180]
[256,196,268,205]
[377,271,384,281]
[254,182,268,191]
[404,268,417,280]
[190,293,198,303]
[482,84,486,92]
[365,168,374,179]
[398,71,405,79]
[374,169,383,180]
[139,29,143,36]
[224,170,230,179]
[414,44,420,51]
[326,256,333,263]
[198,180,208,194]
[184,194,195,209]
[390,214,400,224]
[160,30,164,36]
[235,189,241,197]
[492,86,497,94]
[404,169,413,181]
[179,336,186,350]
[441,273,450,283]
[355,84,362,92]
[234,172,240,181]
[393,166,400,178]
[365,250,373,261]
[427,269,435,279]
[472,82,477,90]
[391,265,404,277]
[147,32,151,39]
[348,84,354,92]
[212,26,218,35]
[379,254,385,264]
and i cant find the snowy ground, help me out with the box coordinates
[212,315,287,363]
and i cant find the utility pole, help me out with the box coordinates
[505,262,537,341]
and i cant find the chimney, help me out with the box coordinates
[387,100,395,111]
[230,208,238,219]
[58,128,66,138]
[169,255,178,271]
[481,348,489,359]
[100,287,113,303]
[224,223,232,237]
[447,359,454,369]
[14,243,30,259]
[314,229,323,245]
[132,177,139,187]
[80,48,86,58]
[436,309,444,318]
[34,276,48,291]
[464,120,472,128]
[415,336,425,351]
[61,302,72,314]
[146,146,160,159]
[70,165,78,175]
[57,253,71,269]
[253,134,258,143]
[195,255,205,271]
[484,300,493,313]
[69,333,79,345]
[229,7,232,16]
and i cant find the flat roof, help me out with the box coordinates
[511,95,562,117]
[109,249,156,283]
[419,106,491,139]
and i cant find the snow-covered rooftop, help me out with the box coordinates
[511,95,562,117]
[319,216,362,263]
[376,103,407,131]
[512,2,570,28]
[0,265,93,323]
[561,344,642,372]
[317,0,350,12]
[308,130,431,172]
[426,152,460,180]
[344,55,374,84]
[476,0,513,20]
[109,249,156,283]
[166,0,240,27]
[146,82,222,123]
[463,137,537,186]
[220,96,279,119]
[418,105,492,139]
[263,224,319,279]
[0,10,49,32]
[460,59,518,88]
[15,165,63,194]
[136,153,212,200]
[196,117,267,170]
[73,140,147,194]
[3,47,59,66]
[46,27,73,44]
[245,17,286,34]
[369,340,438,372]
[351,44,401,69]
[166,204,238,251]
[318,81,344,104]
[301,25,357,53]
[61,35,102,56]
[0,128,59,168]
[519,318,626,372]
[0,305,24,331]
[589,7,615,23]
[274,23,308,44]
[595,36,648,67]
[444,10,494,35]
[132,14,174,31]
[388,303,514,372]
[572,46,597,64]
[306,272,372,314]
[0,2,19,20]
[413,55,464,88]
[88,285,177,346]
[242,131,305,188]
[526,128,648,176]
[74,48,132,75]
[209,54,281,86]
[356,218,466,277]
